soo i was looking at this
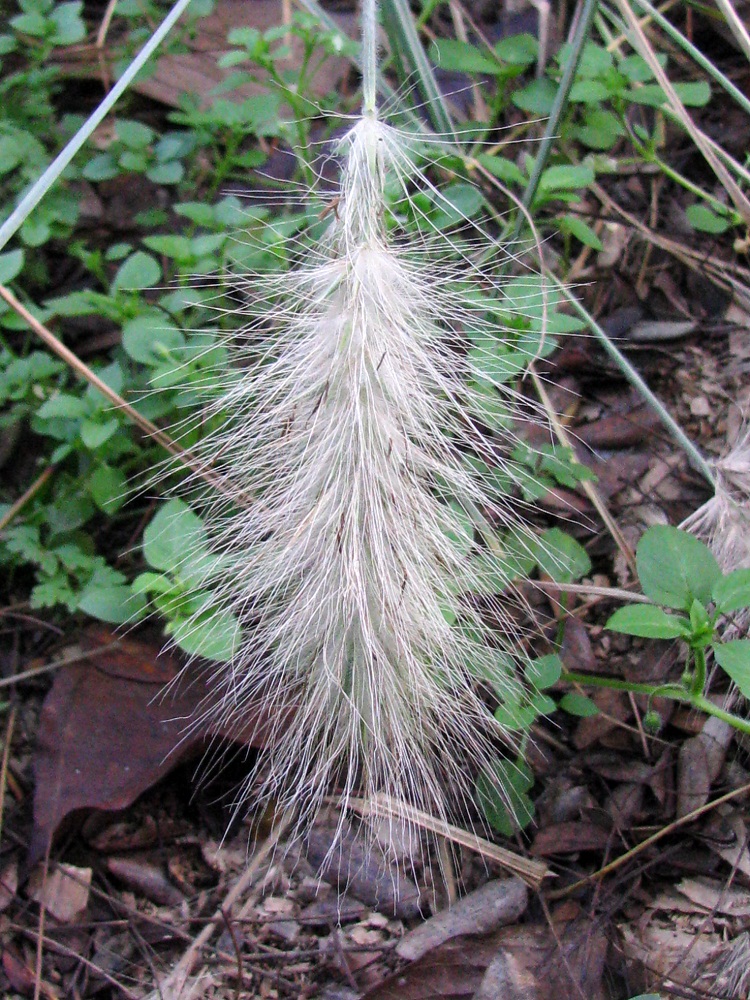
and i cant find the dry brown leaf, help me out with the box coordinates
[30,628,273,862]
[27,863,92,923]
[361,921,608,1000]
[395,878,528,962]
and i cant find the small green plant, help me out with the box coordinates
[565,525,750,735]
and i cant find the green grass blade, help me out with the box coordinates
[380,0,454,135]
[556,279,715,485]
[511,0,600,239]
[612,0,750,118]
[0,0,194,254]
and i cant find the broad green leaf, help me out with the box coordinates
[88,464,128,513]
[569,79,611,104]
[170,606,242,662]
[606,604,687,639]
[36,393,89,420]
[147,161,184,185]
[494,33,537,66]
[525,653,562,690]
[477,758,535,836]
[49,1,86,45]
[429,38,501,75]
[534,527,591,583]
[559,692,599,717]
[80,417,119,450]
[512,77,557,115]
[115,119,155,148]
[112,252,162,291]
[82,153,120,181]
[686,203,731,234]
[122,314,186,365]
[0,249,24,284]
[627,81,711,108]
[538,164,595,194]
[636,526,720,610]
[143,499,208,572]
[712,569,750,614]
[79,585,147,624]
[714,641,750,698]
[476,153,526,186]
[572,108,625,150]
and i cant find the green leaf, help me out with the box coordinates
[36,393,88,420]
[714,641,750,699]
[628,81,711,108]
[477,757,535,836]
[170,606,242,662]
[476,154,525,187]
[525,653,562,690]
[559,692,599,717]
[78,585,147,624]
[685,203,731,234]
[606,604,688,639]
[573,108,625,150]
[122,314,186,365]
[512,77,557,115]
[712,569,750,614]
[534,527,591,583]
[0,249,24,284]
[82,153,120,181]
[88,464,127,513]
[494,33,537,66]
[115,119,155,148]
[112,252,162,291]
[80,417,119,449]
[558,214,603,250]
[569,79,611,104]
[49,1,86,44]
[433,182,485,226]
[538,164,595,194]
[429,38,502,75]
[146,161,184,185]
[636,526,721,610]
[143,499,208,573]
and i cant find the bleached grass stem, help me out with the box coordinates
[0,0,194,253]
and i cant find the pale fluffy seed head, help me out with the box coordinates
[683,423,750,573]
[169,115,548,844]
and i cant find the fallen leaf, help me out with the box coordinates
[0,858,18,913]
[2,947,38,997]
[361,921,607,1000]
[531,820,612,856]
[30,628,274,862]
[27,863,92,923]
[106,855,186,907]
[677,715,734,817]
[396,878,528,961]
[305,825,421,919]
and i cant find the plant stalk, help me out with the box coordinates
[562,670,750,735]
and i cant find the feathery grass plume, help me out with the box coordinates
[682,424,750,575]
[170,0,551,840]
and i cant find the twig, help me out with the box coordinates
[0,465,56,532]
[546,780,750,899]
[149,812,292,1000]
[20,925,139,1000]
[0,706,17,845]
[0,641,122,689]
[0,284,232,496]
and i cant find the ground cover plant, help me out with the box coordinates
[1,0,750,997]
